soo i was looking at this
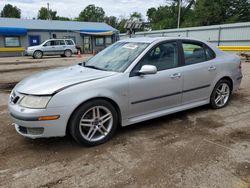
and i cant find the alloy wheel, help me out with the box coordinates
[214,83,230,107]
[79,106,113,142]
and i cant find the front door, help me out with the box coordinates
[83,36,92,53]
[180,41,217,104]
[128,41,183,119]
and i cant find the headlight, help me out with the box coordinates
[19,95,51,109]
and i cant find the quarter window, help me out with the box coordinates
[135,42,179,72]
[205,47,215,60]
[4,37,20,47]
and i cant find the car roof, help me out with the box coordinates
[119,36,204,44]
[46,39,73,40]
[118,36,223,55]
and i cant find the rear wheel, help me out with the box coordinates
[33,50,43,59]
[69,99,118,146]
[210,79,232,109]
[64,50,72,57]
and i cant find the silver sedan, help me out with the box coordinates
[8,37,243,146]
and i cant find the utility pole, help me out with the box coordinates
[177,0,181,28]
[47,3,51,20]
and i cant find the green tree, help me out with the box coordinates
[193,0,229,26]
[226,0,250,23]
[147,5,177,30]
[117,17,128,33]
[37,7,57,20]
[130,12,143,21]
[104,16,119,28]
[78,4,105,22]
[0,4,21,18]
[56,16,71,21]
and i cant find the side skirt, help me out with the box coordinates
[122,99,210,126]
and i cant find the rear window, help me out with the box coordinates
[65,40,74,45]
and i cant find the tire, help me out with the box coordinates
[33,50,43,59]
[69,99,118,146]
[64,49,72,57]
[210,79,232,109]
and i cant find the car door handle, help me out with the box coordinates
[171,73,181,79]
[208,66,216,71]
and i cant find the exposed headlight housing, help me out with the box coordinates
[19,95,51,109]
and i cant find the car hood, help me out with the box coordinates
[15,65,117,95]
[28,45,40,49]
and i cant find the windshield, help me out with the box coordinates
[85,42,149,72]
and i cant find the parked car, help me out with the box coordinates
[9,37,242,146]
[26,39,78,59]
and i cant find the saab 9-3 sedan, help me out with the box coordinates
[8,37,242,146]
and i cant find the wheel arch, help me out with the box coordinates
[217,76,233,91]
[64,49,72,53]
[66,97,122,135]
[33,50,43,56]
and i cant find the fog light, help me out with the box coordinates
[26,127,44,135]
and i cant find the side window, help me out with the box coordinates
[182,43,206,65]
[205,47,215,61]
[59,40,65,45]
[135,42,178,72]
[65,40,74,45]
[44,41,52,46]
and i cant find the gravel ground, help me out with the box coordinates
[0,56,250,188]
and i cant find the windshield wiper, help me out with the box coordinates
[84,64,106,71]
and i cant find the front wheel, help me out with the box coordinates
[210,79,232,109]
[33,50,43,59]
[69,100,118,146]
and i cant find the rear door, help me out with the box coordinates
[180,40,217,104]
[54,40,65,54]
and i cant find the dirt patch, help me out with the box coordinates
[0,82,17,91]
[235,162,250,183]
[0,65,59,73]
[232,91,250,103]
[230,130,250,141]
[0,61,43,65]
[195,115,224,128]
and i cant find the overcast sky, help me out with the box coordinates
[0,0,166,20]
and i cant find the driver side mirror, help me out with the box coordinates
[138,65,157,75]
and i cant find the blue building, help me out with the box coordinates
[0,18,119,57]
